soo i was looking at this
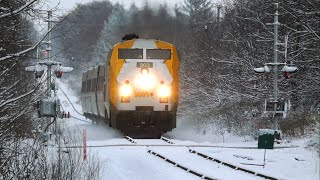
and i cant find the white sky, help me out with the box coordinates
[34,0,185,32]
[44,0,185,14]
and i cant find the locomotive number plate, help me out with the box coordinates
[137,62,153,68]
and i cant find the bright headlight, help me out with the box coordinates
[120,84,132,97]
[134,74,156,91]
[158,85,171,97]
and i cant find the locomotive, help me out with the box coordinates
[80,38,179,138]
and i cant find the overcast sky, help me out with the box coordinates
[34,0,186,32]
[44,0,185,14]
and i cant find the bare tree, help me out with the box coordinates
[1,1,102,179]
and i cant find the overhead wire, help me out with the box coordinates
[56,84,91,123]
[56,82,87,117]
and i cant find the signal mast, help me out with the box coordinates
[253,3,298,133]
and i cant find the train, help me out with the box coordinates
[80,38,179,138]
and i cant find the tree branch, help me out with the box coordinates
[0,89,35,109]
[0,0,38,19]
[0,25,54,62]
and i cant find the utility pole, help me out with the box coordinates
[46,11,53,142]
[46,10,53,97]
[25,10,73,178]
[26,10,73,136]
[272,3,279,130]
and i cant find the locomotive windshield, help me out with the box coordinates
[118,49,143,59]
[146,49,171,59]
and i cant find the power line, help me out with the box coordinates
[56,83,84,117]
[56,83,91,123]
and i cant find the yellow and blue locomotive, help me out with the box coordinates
[80,38,179,138]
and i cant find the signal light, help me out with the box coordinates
[55,71,63,78]
[281,65,298,73]
[254,66,270,73]
[35,70,44,78]
[284,72,289,79]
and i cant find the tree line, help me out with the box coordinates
[54,0,319,140]
[1,1,318,176]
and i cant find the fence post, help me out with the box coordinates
[83,128,86,160]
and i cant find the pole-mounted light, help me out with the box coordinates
[281,65,298,73]
[25,63,47,78]
[253,65,271,73]
[53,65,73,78]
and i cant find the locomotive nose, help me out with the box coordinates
[134,69,157,91]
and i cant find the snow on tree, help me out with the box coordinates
[0,1,102,178]
[52,0,319,140]
[91,3,130,66]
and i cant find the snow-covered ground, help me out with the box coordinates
[56,80,320,180]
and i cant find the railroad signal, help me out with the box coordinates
[25,64,47,79]
[53,65,73,78]
[281,65,297,79]
[252,3,301,136]
[253,65,270,73]
[281,65,298,73]
[35,70,45,78]
[53,65,73,73]
[284,72,289,79]
[40,50,48,58]
[55,71,63,78]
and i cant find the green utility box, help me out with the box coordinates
[258,129,275,149]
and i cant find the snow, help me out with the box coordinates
[149,148,265,180]
[192,145,319,180]
[165,116,250,144]
[98,147,198,180]
[57,80,320,180]
[259,129,275,135]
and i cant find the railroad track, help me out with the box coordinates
[123,136,281,180]
[124,136,175,145]
[148,149,217,180]
[124,136,217,179]
[60,136,285,179]
[189,149,279,180]
[64,134,298,149]
[148,148,281,180]
[160,136,175,144]
[124,136,137,144]
[62,143,298,149]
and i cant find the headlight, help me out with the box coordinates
[134,74,156,91]
[120,84,132,97]
[158,85,171,97]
